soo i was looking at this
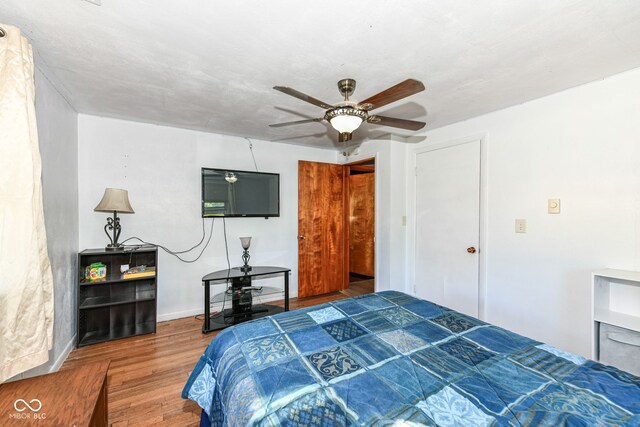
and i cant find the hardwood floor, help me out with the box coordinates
[62,286,372,426]
[346,279,375,296]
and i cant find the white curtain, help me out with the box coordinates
[0,24,54,382]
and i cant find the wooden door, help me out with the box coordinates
[349,173,375,277]
[414,139,481,317]
[298,161,345,298]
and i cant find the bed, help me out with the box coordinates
[183,291,640,426]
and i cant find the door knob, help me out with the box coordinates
[467,247,477,254]
[297,235,306,240]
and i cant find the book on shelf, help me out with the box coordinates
[122,266,156,279]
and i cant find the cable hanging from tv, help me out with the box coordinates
[120,217,215,263]
[120,138,264,261]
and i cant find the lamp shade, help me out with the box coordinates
[239,236,252,250]
[325,106,368,134]
[329,114,363,133]
[94,188,135,213]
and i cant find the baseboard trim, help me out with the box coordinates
[157,293,295,322]
[49,334,76,373]
[157,308,202,322]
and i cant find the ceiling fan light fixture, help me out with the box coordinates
[330,115,362,133]
[325,107,368,134]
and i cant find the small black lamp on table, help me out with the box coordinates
[239,236,252,272]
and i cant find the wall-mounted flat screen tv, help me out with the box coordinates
[201,168,280,218]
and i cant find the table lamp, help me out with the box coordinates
[240,236,252,272]
[94,188,135,251]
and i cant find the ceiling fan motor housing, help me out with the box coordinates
[337,78,356,100]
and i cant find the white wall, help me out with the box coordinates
[23,66,79,377]
[340,136,408,291]
[69,66,640,361]
[406,67,640,357]
[78,115,337,320]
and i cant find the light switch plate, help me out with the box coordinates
[548,198,561,214]
[515,218,527,233]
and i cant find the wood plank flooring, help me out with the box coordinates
[62,285,373,426]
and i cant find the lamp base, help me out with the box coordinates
[105,245,125,252]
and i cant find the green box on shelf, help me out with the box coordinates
[85,262,107,282]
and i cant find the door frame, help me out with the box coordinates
[343,157,376,290]
[407,134,488,320]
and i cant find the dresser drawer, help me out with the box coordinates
[599,322,640,376]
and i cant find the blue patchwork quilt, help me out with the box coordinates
[182,291,640,426]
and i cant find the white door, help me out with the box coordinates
[414,139,480,317]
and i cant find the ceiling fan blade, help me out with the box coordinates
[269,117,324,128]
[367,115,426,131]
[358,79,425,111]
[273,86,334,110]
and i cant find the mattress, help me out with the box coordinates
[183,291,640,426]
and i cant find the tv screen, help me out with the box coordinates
[201,168,280,218]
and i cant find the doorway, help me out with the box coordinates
[345,159,375,296]
[413,139,481,317]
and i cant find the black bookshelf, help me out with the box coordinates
[77,247,157,347]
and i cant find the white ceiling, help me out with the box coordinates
[2,1,640,149]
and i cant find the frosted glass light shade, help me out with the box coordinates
[94,188,135,213]
[240,236,252,250]
[329,115,363,133]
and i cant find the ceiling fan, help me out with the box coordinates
[269,78,426,142]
